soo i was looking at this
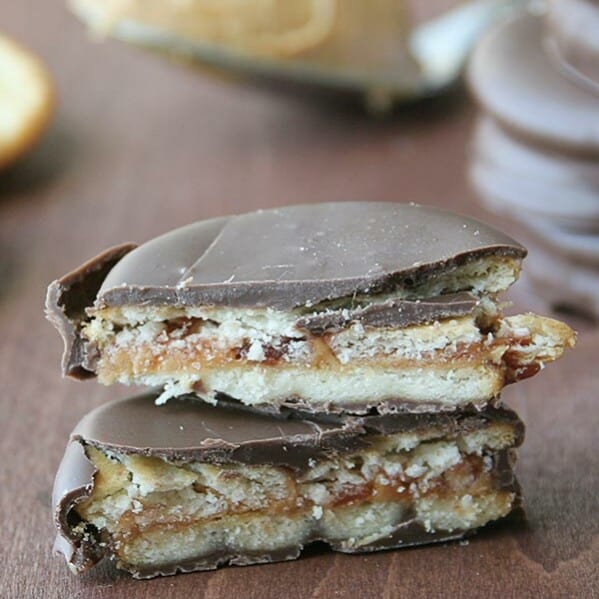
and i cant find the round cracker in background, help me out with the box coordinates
[0,34,53,170]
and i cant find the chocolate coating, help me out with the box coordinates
[296,292,479,333]
[45,244,136,378]
[59,393,525,464]
[96,203,523,308]
[46,202,524,377]
[53,392,524,577]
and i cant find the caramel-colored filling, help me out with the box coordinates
[92,317,533,383]
[81,310,573,406]
[72,419,522,570]
[78,450,505,554]
[115,459,490,545]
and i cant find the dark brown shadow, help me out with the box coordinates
[0,119,77,200]
[245,74,467,125]
[0,238,23,302]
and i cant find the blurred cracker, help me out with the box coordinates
[0,34,53,170]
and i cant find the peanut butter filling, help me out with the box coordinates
[82,310,575,407]
[75,426,518,566]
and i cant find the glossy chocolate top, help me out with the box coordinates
[66,393,522,457]
[52,392,524,574]
[468,14,599,155]
[73,395,361,463]
[95,202,523,309]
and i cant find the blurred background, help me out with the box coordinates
[1,2,598,596]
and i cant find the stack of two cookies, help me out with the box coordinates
[47,203,574,578]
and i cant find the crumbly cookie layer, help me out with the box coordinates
[74,421,519,575]
[83,304,575,409]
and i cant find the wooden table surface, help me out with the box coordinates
[2,2,598,598]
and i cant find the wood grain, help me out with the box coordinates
[1,2,597,598]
